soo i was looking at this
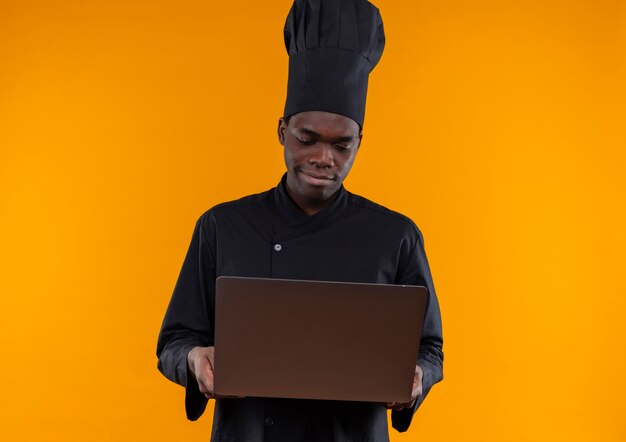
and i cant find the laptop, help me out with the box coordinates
[213,276,427,403]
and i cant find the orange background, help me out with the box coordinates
[1,0,625,440]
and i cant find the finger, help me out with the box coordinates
[385,402,402,410]
[195,354,216,398]
[197,365,215,397]
[207,348,215,370]
[198,379,215,398]
[410,389,421,401]
[200,360,215,392]
[412,384,422,399]
[413,365,423,398]
[201,378,215,397]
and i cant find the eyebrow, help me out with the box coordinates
[297,128,356,143]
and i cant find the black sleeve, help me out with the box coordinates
[155,212,216,421]
[391,228,444,433]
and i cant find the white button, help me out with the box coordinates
[273,244,282,252]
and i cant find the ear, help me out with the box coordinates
[277,117,287,146]
[356,130,364,149]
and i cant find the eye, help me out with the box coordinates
[334,145,350,153]
[297,138,315,146]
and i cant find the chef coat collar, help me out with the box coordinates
[273,172,349,228]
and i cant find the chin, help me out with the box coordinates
[290,170,340,202]
[304,185,338,202]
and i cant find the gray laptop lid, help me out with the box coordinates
[214,276,427,403]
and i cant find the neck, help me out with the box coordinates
[285,182,340,217]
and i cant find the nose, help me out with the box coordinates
[308,144,334,168]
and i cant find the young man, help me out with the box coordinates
[156,1,443,440]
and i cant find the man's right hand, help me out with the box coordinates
[187,346,217,399]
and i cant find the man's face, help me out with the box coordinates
[278,111,362,204]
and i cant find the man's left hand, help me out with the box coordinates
[385,365,423,411]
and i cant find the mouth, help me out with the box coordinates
[298,170,335,186]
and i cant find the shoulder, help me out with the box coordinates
[197,187,274,225]
[346,191,424,241]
